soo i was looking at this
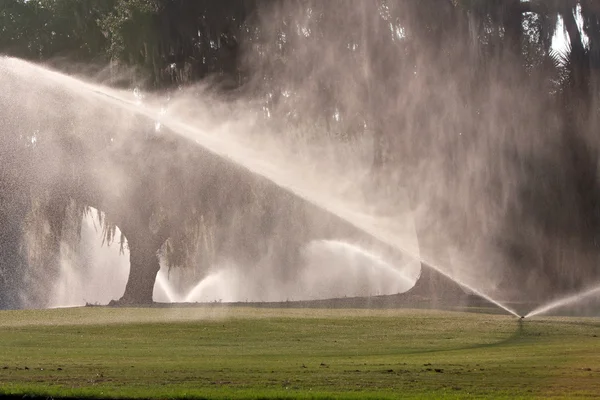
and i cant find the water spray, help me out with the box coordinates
[1,57,523,317]
[525,283,600,318]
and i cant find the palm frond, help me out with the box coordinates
[549,46,570,69]
[549,43,574,90]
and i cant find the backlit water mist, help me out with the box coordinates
[50,209,128,307]
[8,55,600,318]
[51,210,419,307]
[1,56,526,316]
[525,284,600,318]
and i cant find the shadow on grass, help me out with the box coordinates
[403,318,530,355]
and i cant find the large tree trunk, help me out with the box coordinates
[118,234,162,305]
[109,209,168,305]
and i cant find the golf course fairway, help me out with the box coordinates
[0,306,598,399]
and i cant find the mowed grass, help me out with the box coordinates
[0,306,599,399]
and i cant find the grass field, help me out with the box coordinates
[0,306,599,399]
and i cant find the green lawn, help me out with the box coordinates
[0,306,599,399]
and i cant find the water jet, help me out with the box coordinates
[525,283,600,318]
[0,56,520,316]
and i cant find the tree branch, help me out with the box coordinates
[561,4,585,55]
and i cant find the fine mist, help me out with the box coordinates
[51,210,418,307]
[2,1,600,311]
[50,209,129,308]
[0,54,421,308]
[239,1,600,304]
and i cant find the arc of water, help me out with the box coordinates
[183,272,225,303]
[155,273,181,303]
[525,284,600,318]
[2,57,520,317]
[146,113,523,317]
[312,239,416,287]
[162,119,522,317]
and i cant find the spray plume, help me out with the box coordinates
[525,283,600,318]
[1,56,523,316]
[3,1,598,314]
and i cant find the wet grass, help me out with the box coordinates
[0,306,599,399]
